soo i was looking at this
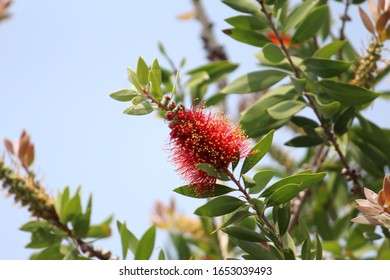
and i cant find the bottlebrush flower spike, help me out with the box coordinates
[167,104,251,195]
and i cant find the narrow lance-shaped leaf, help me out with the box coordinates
[109,89,141,102]
[261,171,326,198]
[173,184,236,199]
[123,102,158,116]
[127,67,144,93]
[194,196,245,217]
[137,57,149,86]
[303,58,352,78]
[262,43,285,63]
[221,0,261,14]
[250,170,275,194]
[241,130,274,174]
[221,70,287,94]
[222,226,268,242]
[267,100,306,120]
[292,5,329,43]
[266,183,300,207]
[283,0,320,32]
[134,225,156,260]
[225,15,268,31]
[222,28,271,47]
[318,80,380,106]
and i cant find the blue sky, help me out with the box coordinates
[0,1,389,259]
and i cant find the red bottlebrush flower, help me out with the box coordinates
[168,105,251,195]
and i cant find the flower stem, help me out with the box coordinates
[223,168,284,250]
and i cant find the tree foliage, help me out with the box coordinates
[1,0,390,260]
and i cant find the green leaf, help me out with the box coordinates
[262,43,285,63]
[212,210,252,234]
[266,183,300,206]
[299,216,311,241]
[284,135,324,147]
[87,224,111,239]
[134,225,156,260]
[363,231,382,241]
[304,58,352,78]
[117,221,139,259]
[137,57,149,86]
[158,249,166,260]
[334,107,356,135]
[313,40,346,58]
[186,71,209,88]
[149,72,163,102]
[222,226,267,242]
[283,0,320,33]
[277,203,291,236]
[255,51,301,72]
[195,163,230,181]
[221,70,287,94]
[222,0,261,14]
[187,61,238,86]
[173,184,235,198]
[149,59,163,102]
[194,196,245,217]
[306,92,341,119]
[73,194,92,238]
[290,116,319,128]
[233,239,278,260]
[250,170,275,194]
[321,241,342,255]
[267,100,306,120]
[225,15,268,31]
[30,245,63,260]
[109,89,141,102]
[26,229,62,249]
[301,238,312,260]
[292,5,329,43]
[317,80,380,106]
[242,174,256,188]
[223,28,271,47]
[171,233,191,260]
[127,67,144,93]
[123,102,158,115]
[355,117,390,162]
[240,86,299,137]
[261,171,326,198]
[241,130,274,174]
[61,188,82,224]
[20,220,52,233]
[315,233,323,260]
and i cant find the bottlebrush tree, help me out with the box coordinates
[1,0,390,260]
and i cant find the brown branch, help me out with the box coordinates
[256,0,364,196]
[192,0,229,94]
[192,0,228,62]
[339,0,351,41]
[0,161,114,260]
[224,168,284,250]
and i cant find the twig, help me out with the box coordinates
[0,161,113,260]
[224,168,284,249]
[256,0,364,197]
[192,0,229,99]
[192,0,228,62]
[339,0,351,41]
[338,0,351,59]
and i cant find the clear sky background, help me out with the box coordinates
[0,0,389,259]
